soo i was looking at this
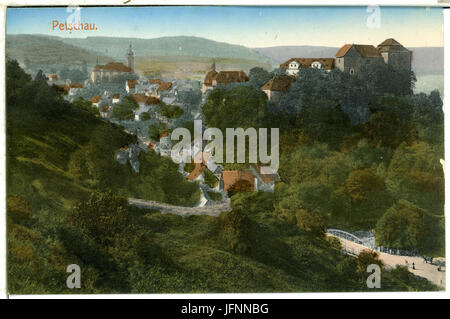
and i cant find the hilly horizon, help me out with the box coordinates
[5,34,277,78]
[6,33,443,84]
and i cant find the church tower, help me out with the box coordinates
[126,43,135,73]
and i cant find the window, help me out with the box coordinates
[349,68,355,75]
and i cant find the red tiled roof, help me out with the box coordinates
[215,71,249,85]
[94,62,132,73]
[260,75,296,92]
[113,94,120,99]
[100,106,110,112]
[90,96,101,103]
[222,170,255,192]
[149,79,162,84]
[336,44,381,58]
[377,38,410,52]
[157,82,172,92]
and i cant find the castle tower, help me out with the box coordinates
[377,38,411,72]
[126,43,135,73]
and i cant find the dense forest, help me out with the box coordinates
[7,60,443,293]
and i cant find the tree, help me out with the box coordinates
[202,85,269,131]
[148,122,169,141]
[356,250,384,274]
[112,96,138,120]
[375,200,429,251]
[72,97,99,116]
[155,103,184,119]
[295,209,326,237]
[248,67,272,89]
[345,168,385,203]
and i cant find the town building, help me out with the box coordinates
[335,38,411,75]
[91,62,132,83]
[202,63,249,94]
[90,95,101,108]
[91,44,135,83]
[280,58,335,75]
[112,94,121,104]
[279,38,411,77]
[260,75,296,103]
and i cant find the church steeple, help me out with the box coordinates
[126,43,135,73]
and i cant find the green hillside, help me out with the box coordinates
[6,34,111,65]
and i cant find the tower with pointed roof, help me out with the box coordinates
[126,43,135,73]
[377,38,412,73]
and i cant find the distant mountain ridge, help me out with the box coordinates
[254,45,443,75]
[56,35,275,65]
[6,34,111,65]
[6,33,276,70]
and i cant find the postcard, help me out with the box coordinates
[4,5,445,295]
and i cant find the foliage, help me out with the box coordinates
[148,122,170,141]
[112,96,139,120]
[203,85,269,131]
[155,103,184,119]
[376,200,430,252]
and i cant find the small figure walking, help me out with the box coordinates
[412,262,415,270]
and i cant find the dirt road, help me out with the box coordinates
[329,234,446,289]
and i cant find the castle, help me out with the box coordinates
[90,43,135,83]
[280,38,412,76]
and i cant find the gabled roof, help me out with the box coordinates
[336,44,382,58]
[157,81,172,92]
[222,170,255,192]
[260,75,296,92]
[130,94,160,105]
[90,96,101,103]
[215,71,249,85]
[149,79,162,84]
[203,70,219,85]
[100,106,110,112]
[94,62,132,73]
[113,94,120,99]
[280,58,335,70]
[377,38,410,52]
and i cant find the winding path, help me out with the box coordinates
[128,198,231,217]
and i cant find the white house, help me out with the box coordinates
[112,94,121,104]
[280,58,335,75]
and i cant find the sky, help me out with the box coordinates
[6,6,444,48]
